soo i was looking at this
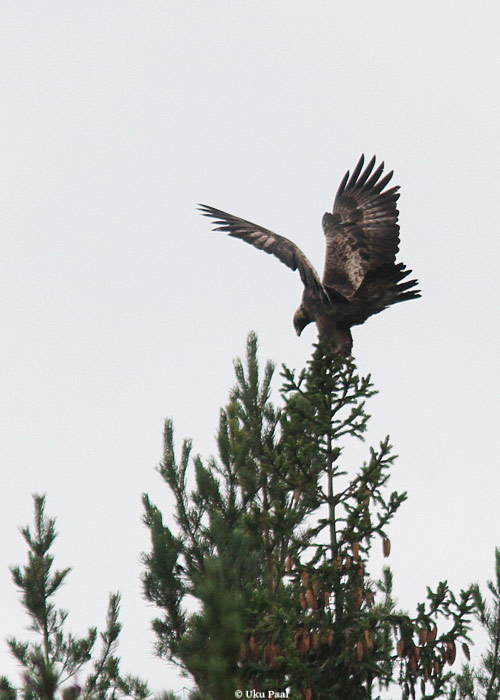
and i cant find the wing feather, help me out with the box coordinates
[198,204,328,301]
[322,155,401,298]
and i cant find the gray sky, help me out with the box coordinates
[1,1,499,694]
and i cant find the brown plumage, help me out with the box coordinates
[199,155,420,354]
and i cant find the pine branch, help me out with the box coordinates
[6,495,149,700]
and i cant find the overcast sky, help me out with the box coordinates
[1,1,499,694]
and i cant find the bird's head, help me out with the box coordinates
[293,306,313,337]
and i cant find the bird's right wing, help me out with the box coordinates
[198,204,328,301]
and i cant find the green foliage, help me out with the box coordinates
[3,495,149,700]
[142,333,476,699]
[0,677,18,700]
[449,549,500,700]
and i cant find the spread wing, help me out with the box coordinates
[198,204,329,302]
[322,155,401,299]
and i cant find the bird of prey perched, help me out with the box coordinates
[199,155,420,355]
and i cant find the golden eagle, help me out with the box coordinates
[199,155,420,354]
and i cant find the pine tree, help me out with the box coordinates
[449,549,500,700]
[142,333,475,699]
[0,494,149,700]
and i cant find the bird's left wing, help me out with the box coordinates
[199,204,328,301]
[322,155,401,299]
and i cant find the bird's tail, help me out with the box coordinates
[349,263,420,326]
[387,263,421,305]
